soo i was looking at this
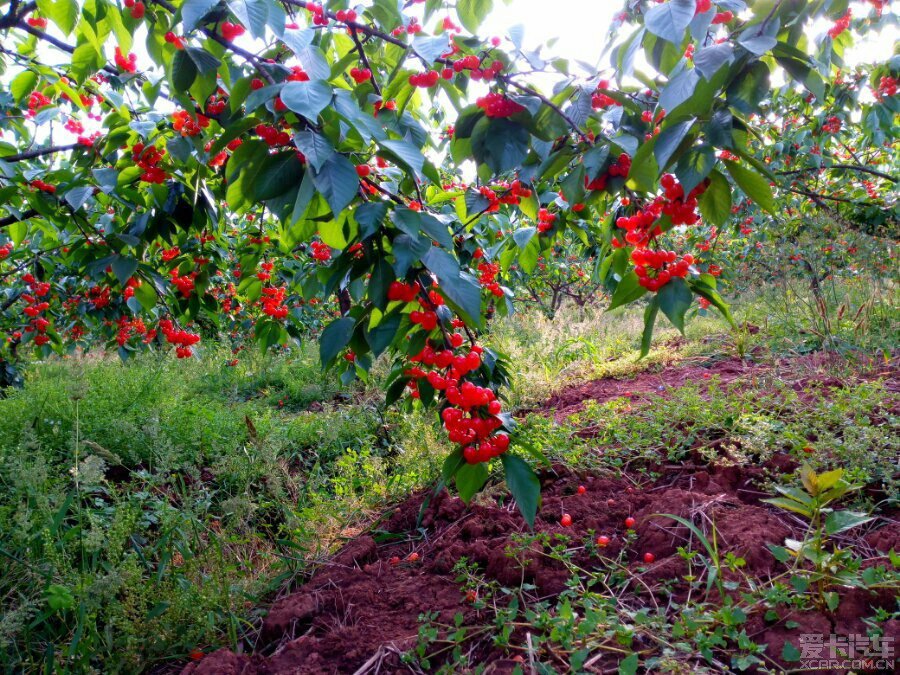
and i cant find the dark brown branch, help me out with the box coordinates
[787,187,884,208]
[0,209,38,228]
[2,143,79,163]
[347,27,381,97]
[0,0,36,29]
[14,21,121,75]
[499,75,591,144]
[778,164,897,183]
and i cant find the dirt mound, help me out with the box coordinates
[539,352,899,421]
[182,460,897,674]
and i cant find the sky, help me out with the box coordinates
[482,0,619,69]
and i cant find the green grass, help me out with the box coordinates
[0,347,445,672]
[0,279,896,672]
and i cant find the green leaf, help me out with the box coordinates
[674,146,715,196]
[456,462,490,503]
[688,275,735,328]
[45,584,75,611]
[654,119,694,171]
[644,0,695,44]
[761,497,813,518]
[320,317,355,366]
[440,447,465,486]
[182,0,220,32]
[134,279,158,310]
[228,0,267,40]
[379,139,426,181]
[171,49,198,91]
[422,248,483,328]
[111,256,138,286]
[457,0,492,33]
[256,151,304,201]
[694,43,735,79]
[627,137,658,192]
[293,130,335,171]
[186,47,221,74]
[294,45,330,80]
[640,295,660,358]
[365,313,400,356]
[392,209,453,249]
[768,544,791,564]
[619,653,639,675]
[609,271,647,311]
[782,641,802,663]
[824,511,874,536]
[657,277,693,333]
[472,119,529,174]
[723,160,775,214]
[659,70,700,115]
[8,219,27,246]
[775,55,826,101]
[280,80,333,121]
[737,33,777,56]
[699,169,732,227]
[37,0,78,35]
[10,70,38,104]
[500,454,540,529]
[311,153,358,215]
[726,61,771,114]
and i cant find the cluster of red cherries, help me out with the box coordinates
[172,110,211,137]
[131,142,168,184]
[158,319,200,358]
[828,10,852,39]
[388,281,510,464]
[21,274,52,346]
[478,180,532,213]
[114,47,137,73]
[585,153,632,191]
[476,93,525,118]
[260,287,288,319]
[631,249,695,292]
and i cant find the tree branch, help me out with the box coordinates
[787,186,884,207]
[0,209,38,228]
[14,21,121,75]
[2,143,79,163]
[778,164,897,183]
[347,26,381,97]
[498,75,592,144]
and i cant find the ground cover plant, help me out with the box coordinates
[0,0,897,671]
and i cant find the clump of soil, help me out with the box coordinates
[183,464,897,674]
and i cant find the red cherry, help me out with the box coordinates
[560,514,572,527]
[624,517,636,528]
[577,485,586,495]
[643,552,655,563]
[355,164,371,177]
[596,535,610,547]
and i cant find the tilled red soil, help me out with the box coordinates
[539,351,899,422]
[183,355,899,674]
[184,465,898,674]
